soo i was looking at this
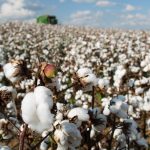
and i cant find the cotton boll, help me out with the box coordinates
[67,107,89,122]
[54,121,82,149]
[3,63,20,83]
[140,77,149,85]
[75,100,82,106]
[54,129,68,146]
[81,95,86,101]
[21,86,54,133]
[113,129,122,139]
[143,64,150,72]
[61,121,82,141]
[141,60,147,67]
[82,73,98,86]
[77,68,92,78]
[82,104,89,109]
[3,60,27,84]
[98,78,110,89]
[130,66,140,73]
[65,93,71,100]
[75,90,83,100]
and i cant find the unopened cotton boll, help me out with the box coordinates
[21,86,54,133]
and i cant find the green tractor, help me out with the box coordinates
[37,15,58,25]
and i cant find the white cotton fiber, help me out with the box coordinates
[21,86,54,133]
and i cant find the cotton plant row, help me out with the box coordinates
[0,22,150,149]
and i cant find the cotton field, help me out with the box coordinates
[0,22,150,150]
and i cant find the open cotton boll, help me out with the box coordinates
[67,107,89,122]
[98,78,110,89]
[135,87,144,95]
[77,68,93,78]
[130,66,140,73]
[21,86,54,133]
[54,120,82,150]
[82,73,98,86]
[3,63,20,83]
[143,64,150,72]
[109,98,128,118]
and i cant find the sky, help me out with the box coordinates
[0,0,150,29]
